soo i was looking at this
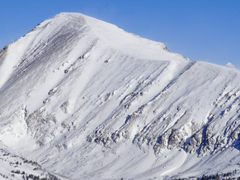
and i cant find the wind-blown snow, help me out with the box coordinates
[0,12,240,180]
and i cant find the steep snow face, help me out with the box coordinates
[0,12,240,180]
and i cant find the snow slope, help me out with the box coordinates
[1,12,240,179]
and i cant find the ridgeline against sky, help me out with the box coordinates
[1,0,240,68]
[1,13,240,179]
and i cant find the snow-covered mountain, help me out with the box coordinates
[1,12,240,180]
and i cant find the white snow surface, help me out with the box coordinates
[0,12,240,179]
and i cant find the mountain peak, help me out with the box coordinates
[225,62,235,68]
[41,12,189,61]
[2,12,240,180]
[0,12,189,89]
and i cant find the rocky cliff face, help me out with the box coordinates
[1,12,240,180]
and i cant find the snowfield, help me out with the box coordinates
[1,12,240,179]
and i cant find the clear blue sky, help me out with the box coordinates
[1,0,240,68]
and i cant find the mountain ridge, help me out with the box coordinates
[1,12,240,180]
